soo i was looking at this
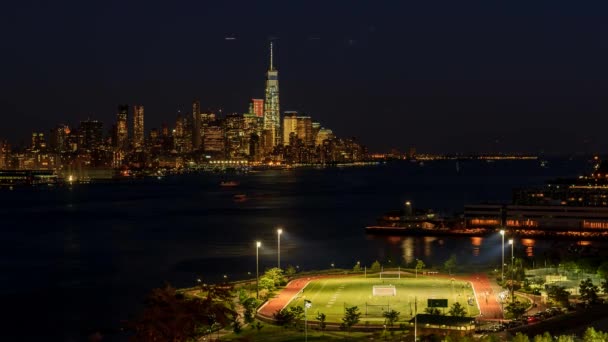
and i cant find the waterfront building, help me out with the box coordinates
[203,124,225,155]
[283,111,298,145]
[263,42,281,148]
[133,105,145,150]
[0,141,10,169]
[115,105,129,150]
[224,114,247,158]
[30,133,47,152]
[465,170,608,236]
[251,98,264,117]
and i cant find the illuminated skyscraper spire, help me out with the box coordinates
[269,41,274,71]
[264,42,281,148]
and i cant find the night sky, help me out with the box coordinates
[1,1,607,154]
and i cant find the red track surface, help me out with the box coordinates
[258,273,503,320]
[464,273,504,320]
[258,275,339,319]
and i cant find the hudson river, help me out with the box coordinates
[0,159,599,340]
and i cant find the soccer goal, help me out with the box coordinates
[372,285,396,297]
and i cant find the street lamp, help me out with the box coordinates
[509,238,514,303]
[277,228,283,269]
[256,241,261,299]
[304,300,312,342]
[500,230,505,283]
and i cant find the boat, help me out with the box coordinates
[233,194,247,202]
[365,202,462,235]
[220,181,239,187]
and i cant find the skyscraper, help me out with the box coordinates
[116,105,128,150]
[263,42,281,148]
[251,98,264,118]
[80,120,103,150]
[283,111,298,145]
[192,99,201,150]
[296,116,313,146]
[133,105,144,149]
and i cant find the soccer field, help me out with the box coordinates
[286,275,479,323]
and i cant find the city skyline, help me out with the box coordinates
[1,1,608,154]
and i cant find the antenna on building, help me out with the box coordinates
[270,41,274,71]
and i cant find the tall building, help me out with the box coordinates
[116,105,128,150]
[203,125,225,154]
[251,99,264,117]
[263,42,281,148]
[80,120,104,150]
[133,105,145,149]
[283,111,298,145]
[315,128,334,146]
[192,99,201,150]
[49,124,70,153]
[296,116,313,146]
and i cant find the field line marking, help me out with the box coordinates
[469,278,482,316]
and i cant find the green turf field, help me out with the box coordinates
[287,275,479,324]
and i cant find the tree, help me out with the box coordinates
[597,261,608,279]
[512,332,531,342]
[583,327,608,342]
[263,267,286,286]
[316,312,327,332]
[285,265,297,276]
[341,306,361,333]
[273,308,295,327]
[353,262,362,272]
[547,285,570,307]
[532,332,553,342]
[448,302,466,317]
[579,278,599,305]
[416,260,426,277]
[258,276,276,292]
[602,279,608,295]
[241,297,259,324]
[505,301,526,319]
[288,305,304,328]
[555,335,575,342]
[383,309,400,327]
[444,254,457,275]
[370,260,382,273]
[424,307,441,315]
[128,284,236,342]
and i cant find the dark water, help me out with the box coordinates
[0,159,596,340]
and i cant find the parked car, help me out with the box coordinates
[527,316,540,324]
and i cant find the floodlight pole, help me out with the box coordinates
[414,296,418,341]
[256,241,261,299]
[509,239,514,303]
[500,229,505,282]
[277,228,282,269]
[304,300,312,342]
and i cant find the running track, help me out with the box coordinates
[258,273,503,320]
